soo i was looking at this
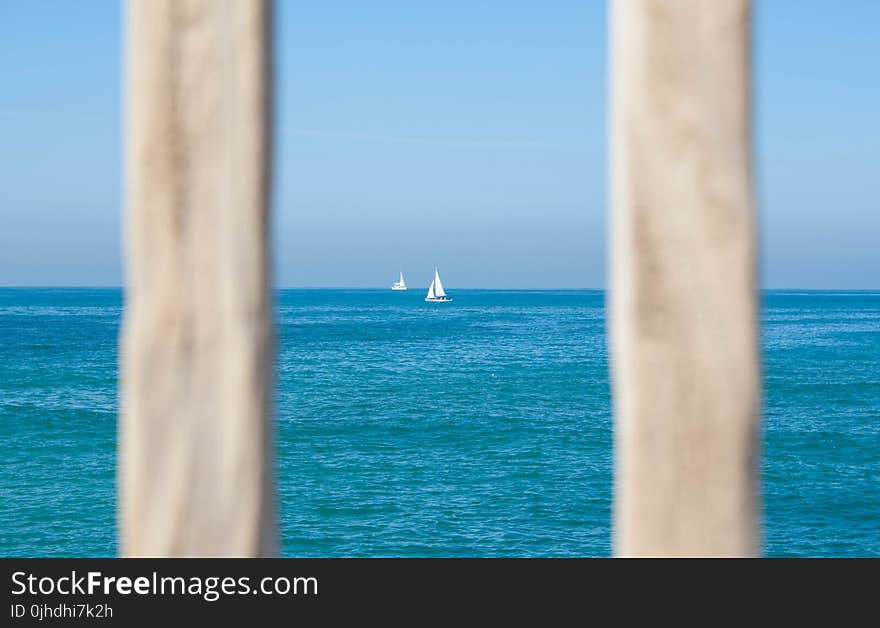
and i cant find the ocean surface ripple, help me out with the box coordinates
[1,288,877,557]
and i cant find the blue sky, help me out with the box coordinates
[0,1,876,288]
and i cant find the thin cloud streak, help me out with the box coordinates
[283,127,549,149]
[0,106,111,123]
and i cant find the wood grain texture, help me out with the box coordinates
[610,0,760,556]
[120,0,275,556]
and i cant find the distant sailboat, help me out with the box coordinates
[391,270,407,291]
[425,268,452,302]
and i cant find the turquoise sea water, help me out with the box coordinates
[1,288,878,557]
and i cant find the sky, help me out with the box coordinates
[0,1,876,289]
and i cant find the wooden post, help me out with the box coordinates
[120,0,275,556]
[610,0,759,556]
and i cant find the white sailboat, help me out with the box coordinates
[391,270,407,291]
[425,267,452,302]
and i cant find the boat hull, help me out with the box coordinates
[425,297,452,302]
[391,286,407,291]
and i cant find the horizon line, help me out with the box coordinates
[2,285,880,292]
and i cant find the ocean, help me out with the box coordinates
[1,288,877,557]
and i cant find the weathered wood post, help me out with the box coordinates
[610,0,759,556]
[120,0,275,556]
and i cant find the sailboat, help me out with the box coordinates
[425,267,452,302]
[391,270,407,291]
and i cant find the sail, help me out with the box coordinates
[399,271,406,288]
[426,278,435,299]
[433,269,446,298]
